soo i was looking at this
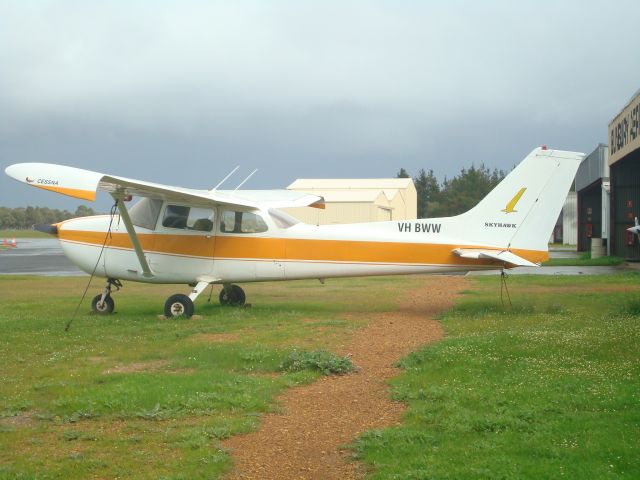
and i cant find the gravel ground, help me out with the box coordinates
[222,275,466,479]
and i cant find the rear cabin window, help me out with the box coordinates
[129,198,162,230]
[162,205,215,232]
[220,210,268,234]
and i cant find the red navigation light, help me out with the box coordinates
[541,145,548,150]
[124,195,133,202]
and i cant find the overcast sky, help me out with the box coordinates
[1,1,639,210]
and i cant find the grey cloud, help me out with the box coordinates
[1,1,639,210]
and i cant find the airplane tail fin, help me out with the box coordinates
[457,147,583,253]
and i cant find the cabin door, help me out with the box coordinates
[150,203,216,280]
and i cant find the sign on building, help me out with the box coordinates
[609,90,640,165]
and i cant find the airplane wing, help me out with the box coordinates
[4,163,325,210]
[452,248,539,267]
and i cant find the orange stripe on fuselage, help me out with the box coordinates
[58,230,549,266]
[35,185,96,201]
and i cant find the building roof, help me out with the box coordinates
[575,144,609,192]
[288,178,414,190]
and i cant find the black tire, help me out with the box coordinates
[91,294,114,314]
[164,294,194,318]
[219,285,246,306]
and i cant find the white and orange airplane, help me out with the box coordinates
[5,147,583,318]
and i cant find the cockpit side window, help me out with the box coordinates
[162,205,215,232]
[163,205,190,229]
[220,210,268,234]
[129,197,162,230]
[187,207,215,232]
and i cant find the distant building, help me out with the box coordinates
[609,89,640,260]
[284,178,417,224]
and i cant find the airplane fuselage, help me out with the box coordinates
[57,207,547,285]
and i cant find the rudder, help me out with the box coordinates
[458,147,584,252]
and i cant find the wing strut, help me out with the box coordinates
[112,194,153,278]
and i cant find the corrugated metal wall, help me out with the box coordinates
[578,181,603,251]
[576,144,610,252]
[285,182,416,225]
[284,203,380,225]
[611,149,640,259]
[562,192,577,245]
[389,189,417,219]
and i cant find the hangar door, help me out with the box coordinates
[577,181,602,252]
[611,153,640,260]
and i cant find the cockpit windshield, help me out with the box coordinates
[129,197,162,230]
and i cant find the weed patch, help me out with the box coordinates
[620,294,640,315]
[279,349,355,375]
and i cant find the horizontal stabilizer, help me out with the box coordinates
[453,248,539,267]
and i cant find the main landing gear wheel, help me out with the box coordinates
[219,285,246,306]
[164,294,194,318]
[91,294,115,314]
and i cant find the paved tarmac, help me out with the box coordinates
[0,238,85,276]
[467,265,625,276]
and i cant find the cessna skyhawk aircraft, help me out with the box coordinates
[5,147,583,318]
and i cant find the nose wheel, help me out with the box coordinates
[91,294,114,314]
[219,284,246,306]
[91,278,121,315]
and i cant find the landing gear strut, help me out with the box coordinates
[91,278,122,315]
[219,284,246,306]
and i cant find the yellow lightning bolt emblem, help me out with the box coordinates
[502,187,526,213]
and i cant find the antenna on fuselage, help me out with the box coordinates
[211,166,239,191]
[234,169,258,191]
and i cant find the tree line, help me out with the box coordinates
[397,164,506,218]
[0,205,97,230]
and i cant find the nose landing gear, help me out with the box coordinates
[91,278,122,315]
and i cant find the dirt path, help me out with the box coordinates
[222,275,466,479]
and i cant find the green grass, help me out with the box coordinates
[0,274,420,479]
[0,229,49,238]
[543,251,625,266]
[352,273,640,479]
[4,273,639,478]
